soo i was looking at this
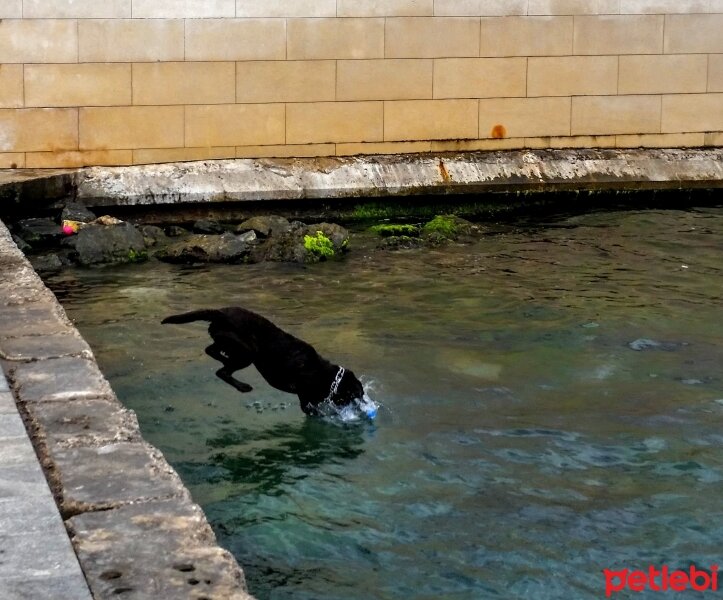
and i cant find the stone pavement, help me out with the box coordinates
[0,370,93,600]
[0,218,255,599]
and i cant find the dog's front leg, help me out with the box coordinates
[215,367,254,393]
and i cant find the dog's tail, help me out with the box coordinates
[161,309,221,325]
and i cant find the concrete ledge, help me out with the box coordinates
[0,220,254,599]
[73,149,723,207]
[2,149,722,214]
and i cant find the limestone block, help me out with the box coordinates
[480,16,573,57]
[0,65,23,109]
[185,18,286,61]
[236,60,336,103]
[386,17,480,58]
[710,55,723,93]
[662,93,723,133]
[236,0,336,17]
[133,147,236,165]
[288,18,384,60]
[527,56,618,97]
[0,153,24,168]
[434,0,527,16]
[286,101,384,144]
[25,64,132,108]
[236,144,336,158]
[80,106,184,150]
[615,133,705,148]
[618,55,708,95]
[0,108,78,153]
[572,95,661,135]
[132,0,235,18]
[132,62,235,105]
[26,150,134,168]
[23,0,131,18]
[185,104,286,147]
[0,0,22,17]
[384,99,479,141]
[573,15,663,54]
[0,20,78,63]
[619,0,710,13]
[665,14,723,53]
[433,57,526,99]
[528,0,620,15]
[79,19,184,62]
[479,96,571,138]
[337,59,433,101]
[338,0,433,17]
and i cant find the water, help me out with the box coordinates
[46,207,723,599]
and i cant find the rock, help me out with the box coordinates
[422,215,477,242]
[155,233,252,264]
[11,234,31,253]
[236,215,291,238]
[30,253,63,274]
[14,218,63,247]
[192,219,225,234]
[236,230,257,244]
[628,338,687,352]
[165,225,188,237]
[252,222,350,264]
[378,235,423,250]
[61,202,96,224]
[140,225,167,247]
[72,223,148,266]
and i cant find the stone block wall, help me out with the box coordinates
[0,0,722,168]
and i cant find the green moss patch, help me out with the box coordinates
[369,223,421,237]
[304,231,335,260]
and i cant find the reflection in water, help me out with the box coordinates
[47,207,723,600]
[200,420,367,493]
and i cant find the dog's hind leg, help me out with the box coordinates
[215,366,254,393]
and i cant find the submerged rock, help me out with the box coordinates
[422,215,477,242]
[378,235,423,250]
[236,215,291,238]
[30,253,63,274]
[72,222,148,266]
[155,233,253,264]
[251,222,349,264]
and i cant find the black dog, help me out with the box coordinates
[162,307,365,415]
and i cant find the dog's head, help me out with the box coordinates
[332,368,365,406]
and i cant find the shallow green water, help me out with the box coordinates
[47,207,723,599]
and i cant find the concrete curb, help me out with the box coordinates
[2,149,722,213]
[0,219,254,600]
[73,149,723,206]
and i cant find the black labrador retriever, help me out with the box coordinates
[162,307,365,415]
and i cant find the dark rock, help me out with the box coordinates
[61,202,96,224]
[192,219,225,234]
[14,218,63,247]
[11,234,30,253]
[155,233,252,264]
[236,215,291,238]
[379,235,423,250]
[30,254,63,274]
[165,225,188,237]
[422,215,477,242]
[140,225,167,247]
[71,223,147,266]
[252,222,350,264]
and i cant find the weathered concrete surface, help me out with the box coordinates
[0,219,255,599]
[0,370,92,600]
[73,149,723,206]
[2,149,722,215]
